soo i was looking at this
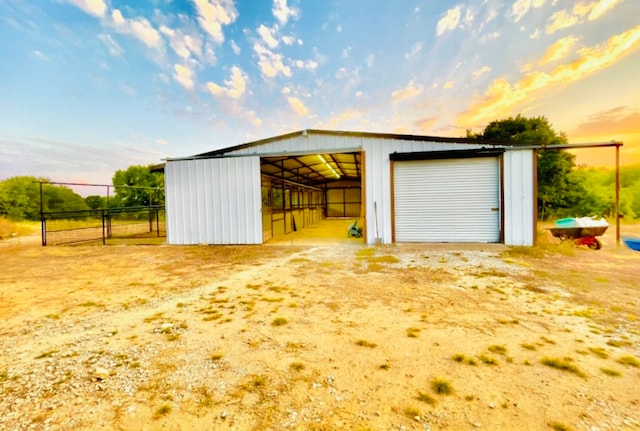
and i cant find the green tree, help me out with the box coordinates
[112,165,164,207]
[480,115,598,219]
[0,176,89,220]
[85,195,106,210]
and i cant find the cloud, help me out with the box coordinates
[111,9,162,49]
[253,43,292,78]
[206,66,247,99]
[437,6,461,36]
[98,34,124,57]
[273,0,299,25]
[316,108,364,130]
[294,59,318,71]
[443,80,454,90]
[405,42,423,59]
[545,0,621,35]
[66,0,107,18]
[458,25,640,125]
[155,139,167,146]
[588,0,622,21]
[545,9,580,34]
[193,0,238,43]
[257,24,279,49]
[366,54,375,68]
[479,31,501,44]
[173,63,196,91]
[230,40,241,55]
[282,35,295,45]
[31,50,49,61]
[413,117,438,132]
[472,65,492,79]
[539,35,579,65]
[391,81,424,103]
[288,97,309,116]
[572,106,640,136]
[160,26,203,61]
[510,0,546,23]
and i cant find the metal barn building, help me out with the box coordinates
[164,129,536,246]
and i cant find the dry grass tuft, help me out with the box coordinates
[541,357,586,378]
[355,339,377,348]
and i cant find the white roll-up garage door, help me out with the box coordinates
[394,157,500,243]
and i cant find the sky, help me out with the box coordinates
[1,0,639,189]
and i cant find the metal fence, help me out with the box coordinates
[41,206,165,246]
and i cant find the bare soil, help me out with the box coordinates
[1,221,639,431]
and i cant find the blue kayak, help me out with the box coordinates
[623,237,640,251]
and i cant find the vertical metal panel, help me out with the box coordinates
[503,150,535,246]
[393,158,500,242]
[165,157,261,244]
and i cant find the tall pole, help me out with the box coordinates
[40,182,45,246]
[615,144,620,246]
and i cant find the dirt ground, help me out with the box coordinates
[1,220,639,431]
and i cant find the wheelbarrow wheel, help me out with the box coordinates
[588,238,602,250]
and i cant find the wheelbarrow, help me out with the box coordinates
[549,226,608,250]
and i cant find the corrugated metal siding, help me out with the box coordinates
[165,157,261,245]
[393,158,500,242]
[503,150,535,246]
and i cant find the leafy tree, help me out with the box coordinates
[480,115,598,219]
[0,176,89,220]
[85,195,106,210]
[112,165,164,207]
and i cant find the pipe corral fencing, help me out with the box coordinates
[41,206,166,246]
[36,181,165,246]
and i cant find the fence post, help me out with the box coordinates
[156,209,160,237]
[101,209,106,245]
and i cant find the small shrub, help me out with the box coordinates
[452,354,476,365]
[541,357,586,378]
[272,317,288,326]
[378,362,391,370]
[600,368,621,377]
[521,343,537,351]
[210,353,223,361]
[289,362,305,372]
[431,378,454,395]
[416,391,437,405]
[587,347,609,359]
[616,355,640,367]
[406,327,420,338]
[153,404,172,419]
[403,406,421,420]
[355,340,377,348]
[540,336,556,345]
[479,354,499,365]
[488,345,507,355]
[548,421,572,431]
[606,339,632,348]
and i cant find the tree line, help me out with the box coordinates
[1,115,638,221]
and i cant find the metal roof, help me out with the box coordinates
[262,152,360,186]
[185,129,507,187]
[193,129,507,158]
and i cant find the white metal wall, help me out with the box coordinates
[165,157,262,245]
[394,158,500,243]
[503,149,535,246]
